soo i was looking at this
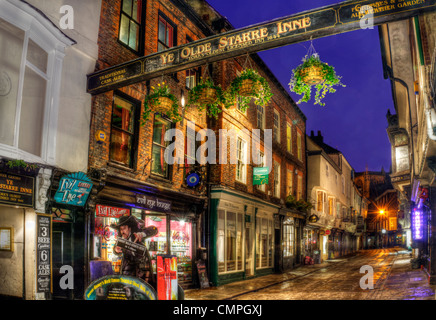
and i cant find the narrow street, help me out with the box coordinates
[185,248,436,300]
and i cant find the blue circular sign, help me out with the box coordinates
[186,172,200,187]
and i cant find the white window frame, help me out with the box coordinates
[257,105,265,129]
[0,1,74,165]
[286,122,292,154]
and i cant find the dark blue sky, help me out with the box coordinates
[205,0,394,173]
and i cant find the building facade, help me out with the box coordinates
[306,131,362,263]
[379,9,436,281]
[0,0,100,299]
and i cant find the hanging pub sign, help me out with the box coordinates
[87,0,436,95]
[308,214,319,223]
[54,172,93,207]
[96,205,130,218]
[253,167,269,185]
[136,194,172,213]
[0,172,34,207]
[84,275,157,300]
[36,213,52,293]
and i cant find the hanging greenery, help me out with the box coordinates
[142,82,182,125]
[188,77,231,119]
[226,68,273,112]
[289,53,345,107]
[285,194,313,214]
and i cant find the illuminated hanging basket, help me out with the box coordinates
[300,65,325,85]
[152,96,173,113]
[197,87,217,105]
[239,79,262,97]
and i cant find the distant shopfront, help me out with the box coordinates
[209,187,279,286]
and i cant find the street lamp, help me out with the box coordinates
[379,209,387,248]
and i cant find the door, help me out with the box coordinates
[52,222,73,299]
[245,222,254,277]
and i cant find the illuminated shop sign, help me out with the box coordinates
[96,205,130,218]
[54,172,93,206]
[136,194,172,213]
[411,207,425,240]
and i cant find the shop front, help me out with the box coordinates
[277,209,305,272]
[88,172,205,290]
[209,187,279,286]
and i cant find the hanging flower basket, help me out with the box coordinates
[226,68,272,112]
[188,78,231,119]
[289,53,345,106]
[300,64,325,85]
[142,82,182,125]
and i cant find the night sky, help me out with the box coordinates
[205,0,394,173]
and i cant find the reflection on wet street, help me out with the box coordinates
[185,248,436,300]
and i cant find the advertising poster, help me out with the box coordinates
[157,255,178,300]
[36,214,51,293]
[84,275,157,300]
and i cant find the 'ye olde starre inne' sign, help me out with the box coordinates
[87,0,436,95]
[0,172,34,207]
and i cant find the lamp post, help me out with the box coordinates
[379,210,387,248]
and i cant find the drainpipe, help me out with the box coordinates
[22,209,26,300]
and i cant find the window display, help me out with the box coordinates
[218,210,244,274]
[170,219,192,284]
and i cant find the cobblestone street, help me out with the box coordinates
[185,248,436,300]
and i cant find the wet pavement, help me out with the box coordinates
[184,248,436,300]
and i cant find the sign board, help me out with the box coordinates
[0,172,34,207]
[87,0,436,95]
[115,237,147,258]
[325,229,331,236]
[136,194,172,212]
[54,172,93,206]
[96,205,130,218]
[36,214,51,293]
[84,275,157,300]
[253,167,269,185]
[196,260,210,289]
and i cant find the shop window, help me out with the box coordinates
[286,123,292,153]
[158,14,175,52]
[236,137,247,183]
[186,69,198,89]
[274,161,280,198]
[109,93,138,168]
[151,115,172,178]
[170,218,192,284]
[217,209,244,274]
[283,219,294,257]
[273,109,280,143]
[119,0,143,52]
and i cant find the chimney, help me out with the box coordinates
[310,130,314,138]
[317,131,323,143]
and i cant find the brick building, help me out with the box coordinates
[87,0,307,290]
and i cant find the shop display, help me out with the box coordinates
[156,255,178,300]
[170,220,192,284]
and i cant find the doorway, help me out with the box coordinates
[52,221,73,299]
[245,221,254,277]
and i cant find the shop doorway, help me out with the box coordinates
[52,221,73,299]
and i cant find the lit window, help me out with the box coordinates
[119,0,143,52]
[283,219,294,257]
[158,15,174,52]
[151,116,171,178]
[274,161,281,198]
[297,174,303,200]
[287,123,292,153]
[109,94,138,167]
[218,210,244,273]
[286,169,293,196]
[297,132,302,161]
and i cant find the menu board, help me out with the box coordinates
[0,227,13,251]
[36,214,51,293]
